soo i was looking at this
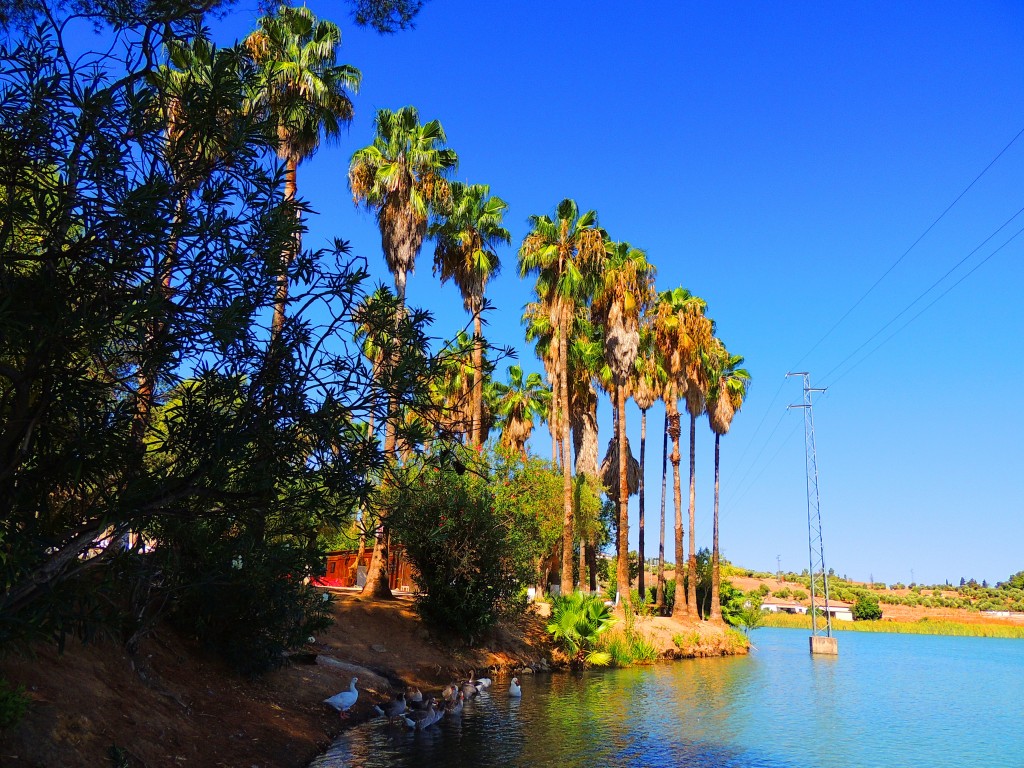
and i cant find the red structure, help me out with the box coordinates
[318,545,416,591]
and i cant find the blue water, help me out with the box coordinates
[309,628,1024,768]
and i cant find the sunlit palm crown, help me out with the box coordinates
[429,182,510,312]
[592,241,656,384]
[631,322,666,412]
[518,198,606,318]
[706,340,751,435]
[244,5,361,166]
[491,364,550,454]
[349,106,458,296]
[154,37,254,189]
[653,287,713,408]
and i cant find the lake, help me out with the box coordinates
[308,628,1024,768]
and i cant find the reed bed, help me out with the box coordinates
[762,612,1024,638]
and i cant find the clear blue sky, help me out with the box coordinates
[206,0,1024,586]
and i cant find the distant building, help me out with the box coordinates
[761,596,854,622]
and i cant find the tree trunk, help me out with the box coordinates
[472,310,484,446]
[686,410,698,617]
[559,306,574,595]
[615,383,630,605]
[272,158,298,339]
[578,540,586,591]
[656,409,668,610]
[669,398,687,619]
[587,538,598,593]
[638,407,647,604]
[710,432,723,622]
[361,392,397,600]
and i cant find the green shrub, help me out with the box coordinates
[852,593,883,621]
[546,592,615,667]
[0,679,29,729]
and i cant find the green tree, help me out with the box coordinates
[429,181,510,445]
[348,105,457,597]
[245,4,361,337]
[490,365,551,456]
[853,593,883,621]
[705,341,750,622]
[519,199,605,595]
[592,241,656,605]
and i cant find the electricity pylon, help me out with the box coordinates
[787,372,836,654]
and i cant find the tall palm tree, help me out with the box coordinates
[348,106,456,599]
[681,303,714,617]
[519,199,605,595]
[429,182,510,446]
[349,106,458,304]
[523,300,561,466]
[630,321,663,603]
[491,365,551,457]
[245,4,361,336]
[705,342,750,622]
[592,241,656,605]
[653,287,708,618]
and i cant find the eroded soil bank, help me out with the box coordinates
[0,590,743,768]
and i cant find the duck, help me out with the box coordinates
[403,699,445,730]
[407,687,423,705]
[475,675,493,689]
[373,692,407,719]
[441,683,459,704]
[508,677,521,698]
[445,690,465,717]
[324,677,359,717]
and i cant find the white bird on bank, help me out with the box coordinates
[508,677,521,697]
[324,677,359,717]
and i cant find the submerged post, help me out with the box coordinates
[787,372,837,656]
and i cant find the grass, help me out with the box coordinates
[762,612,1024,638]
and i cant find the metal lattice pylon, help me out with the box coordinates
[787,372,833,638]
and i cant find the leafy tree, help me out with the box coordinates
[490,365,550,456]
[852,593,883,621]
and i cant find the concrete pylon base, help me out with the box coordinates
[810,635,839,655]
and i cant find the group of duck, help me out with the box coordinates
[323,672,523,732]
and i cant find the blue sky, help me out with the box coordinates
[202,1,1024,585]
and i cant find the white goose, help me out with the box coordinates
[324,677,359,717]
[508,677,522,697]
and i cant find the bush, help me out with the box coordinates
[547,592,615,667]
[852,593,883,621]
[0,679,29,729]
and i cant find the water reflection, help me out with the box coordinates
[309,629,1024,768]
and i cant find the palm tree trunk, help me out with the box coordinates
[272,158,298,339]
[615,383,630,605]
[638,407,647,604]
[710,432,723,622]
[656,409,668,609]
[587,538,598,593]
[686,411,698,617]
[559,307,574,595]
[361,367,398,600]
[472,310,484,446]
[669,400,687,619]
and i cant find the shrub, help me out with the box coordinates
[0,679,29,729]
[547,592,615,667]
[735,605,768,635]
[852,593,883,621]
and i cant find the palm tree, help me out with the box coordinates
[522,300,561,466]
[245,4,361,336]
[705,341,750,622]
[349,106,458,304]
[630,321,664,604]
[491,365,550,456]
[519,199,605,595]
[681,303,714,618]
[653,287,708,618]
[348,106,456,599]
[592,241,656,605]
[430,182,510,446]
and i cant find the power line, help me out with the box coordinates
[819,203,1024,385]
[791,123,1024,371]
[825,223,1024,388]
[730,374,788,476]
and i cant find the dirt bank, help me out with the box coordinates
[0,590,743,767]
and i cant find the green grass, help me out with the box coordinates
[762,612,1024,638]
